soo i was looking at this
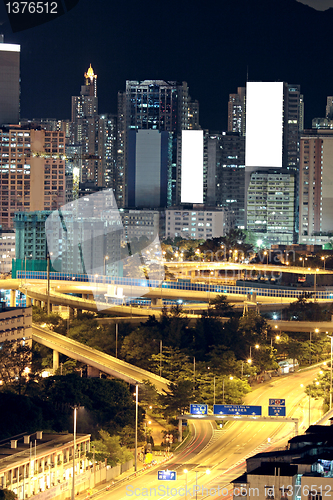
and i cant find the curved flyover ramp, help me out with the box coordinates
[32,323,170,393]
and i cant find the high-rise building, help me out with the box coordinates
[127,129,172,208]
[247,171,295,246]
[0,126,65,229]
[228,87,246,135]
[0,37,20,126]
[71,65,99,184]
[14,211,52,260]
[97,114,117,190]
[299,129,333,242]
[116,80,200,208]
[244,81,303,244]
[207,132,245,228]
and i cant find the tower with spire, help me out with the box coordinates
[70,65,99,184]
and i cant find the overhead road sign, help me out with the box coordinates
[269,406,286,416]
[269,399,285,406]
[213,404,262,416]
[190,404,208,415]
[158,470,177,481]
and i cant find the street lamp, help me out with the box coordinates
[249,344,259,361]
[71,405,78,500]
[222,376,233,404]
[195,469,211,500]
[184,469,188,500]
[321,256,327,271]
[328,335,333,410]
[135,385,138,471]
[299,257,307,267]
[300,384,311,428]
[104,255,109,276]
[314,268,319,301]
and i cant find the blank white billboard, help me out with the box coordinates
[181,130,204,203]
[245,82,283,169]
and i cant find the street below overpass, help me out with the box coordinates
[93,366,329,500]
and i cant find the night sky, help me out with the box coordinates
[0,0,332,131]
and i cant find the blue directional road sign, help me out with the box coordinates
[190,404,208,415]
[269,406,286,416]
[213,404,262,416]
[269,399,285,406]
[158,470,177,481]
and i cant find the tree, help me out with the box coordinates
[0,340,32,395]
[158,380,194,416]
[89,430,133,466]
[208,294,234,317]
[0,489,17,499]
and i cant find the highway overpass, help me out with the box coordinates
[32,323,170,393]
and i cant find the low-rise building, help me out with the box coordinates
[233,424,333,500]
[0,229,15,273]
[165,206,231,240]
[0,431,91,500]
[0,303,32,346]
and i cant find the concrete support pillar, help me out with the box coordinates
[69,307,75,319]
[26,296,32,307]
[53,350,59,372]
[48,302,52,313]
[151,297,163,307]
[41,301,45,310]
[178,419,183,442]
[82,293,88,299]
[36,300,41,308]
[10,289,16,307]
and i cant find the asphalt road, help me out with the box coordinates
[94,366,327,500]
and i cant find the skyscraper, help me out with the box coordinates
[0,37,20,126]
[244,81,303,245]
[228,87,246,135]
[71,65,98,184]
[299,129,333,242]
[207,132,245,228]
[116,80,200,208]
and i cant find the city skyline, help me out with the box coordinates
[0,0,332,131]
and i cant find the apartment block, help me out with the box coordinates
[165,207,230,240]
[0,126,65,229]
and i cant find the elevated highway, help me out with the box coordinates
[32,323,170,393]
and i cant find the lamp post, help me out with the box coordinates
[222,376,233,404]
[115,323,118,358]
[104,255,109,276]
[249,344,259,362]
[321,256,327,271]
[71,405,78,500]
[159,340,162,377]
[314,268,319,301]
[195,469,211,500]
[328,335,333,411]
[135,384,138,472]
[183,469,188,500]
[300,384,310,427]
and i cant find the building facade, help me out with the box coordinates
[0,229,15,273]
[0,431,91,500]
[70,65,99,185]
[165,207,230,240]
[0,38,20,126]
[0,304,32,347]
[299,130,333,241]
[116,80,200,208]
[0,127,65,229]
[207,132,245,228]
[228,87,246,135]
[247,171,295,246]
